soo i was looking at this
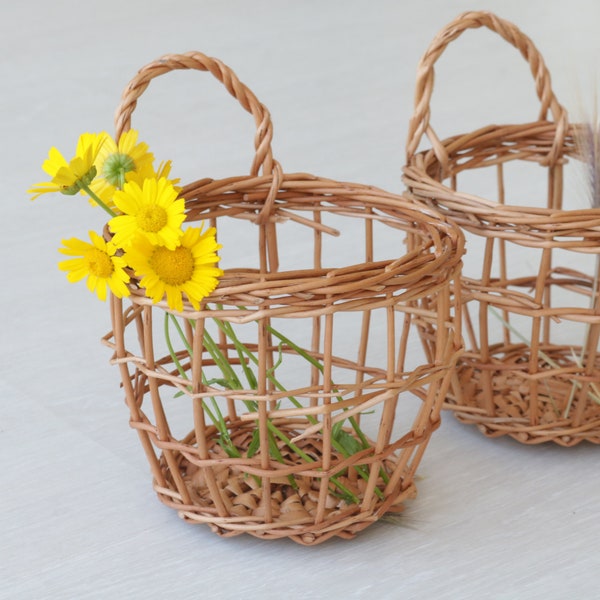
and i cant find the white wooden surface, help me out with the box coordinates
[2,1,600,598]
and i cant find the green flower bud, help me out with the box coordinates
[60,165,97,195]
[103,152,135,188]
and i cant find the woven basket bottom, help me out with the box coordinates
[447,344,600,446]
[150,422,416,545]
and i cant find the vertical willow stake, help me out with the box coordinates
[565,100,600,418]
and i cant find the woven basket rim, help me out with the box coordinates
[403,122,600,243]
[125,170,465,315]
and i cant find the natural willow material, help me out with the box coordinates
[404,11,600,446]
[102,52,464,544]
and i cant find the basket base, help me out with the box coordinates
[149,424,417,545]
[446,345,600,446]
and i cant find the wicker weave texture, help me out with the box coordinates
[404,11,600,446]
[103,52,464,544]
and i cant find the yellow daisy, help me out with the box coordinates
[108,177,186,250]
[127,159,180,190]
[28,133,107,200]
[58,231,131,301]
[89,129,155,208]
[124,225,223,312]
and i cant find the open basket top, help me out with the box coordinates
[402,10,600,249]
[114,51,464,317]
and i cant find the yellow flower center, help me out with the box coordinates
[137,205,168,233]
[85,248,114,278]
[149,246,194,286]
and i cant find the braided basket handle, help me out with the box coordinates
[406,11,568,162]
[114,51,275,177]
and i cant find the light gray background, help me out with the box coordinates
[2,1,600,599]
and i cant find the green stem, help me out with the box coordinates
[78,181,117,218]
[265,323,372,447]
[214,312,383,498]
[165,314,239,457]
[167,311,383,503]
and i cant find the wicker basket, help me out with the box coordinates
[404,11,600,446]
[102,52,464,544]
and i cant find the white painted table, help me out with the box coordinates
[3,1,600,598]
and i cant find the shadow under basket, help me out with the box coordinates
[404,11,600,446]
[102,52,464,545]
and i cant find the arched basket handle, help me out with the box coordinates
[405,11,568,164]
[114,51,275,178]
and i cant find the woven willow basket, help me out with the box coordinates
[404,11,600,446]
[102,52,464,545]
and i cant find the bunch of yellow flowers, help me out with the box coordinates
[29,131,223,312]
